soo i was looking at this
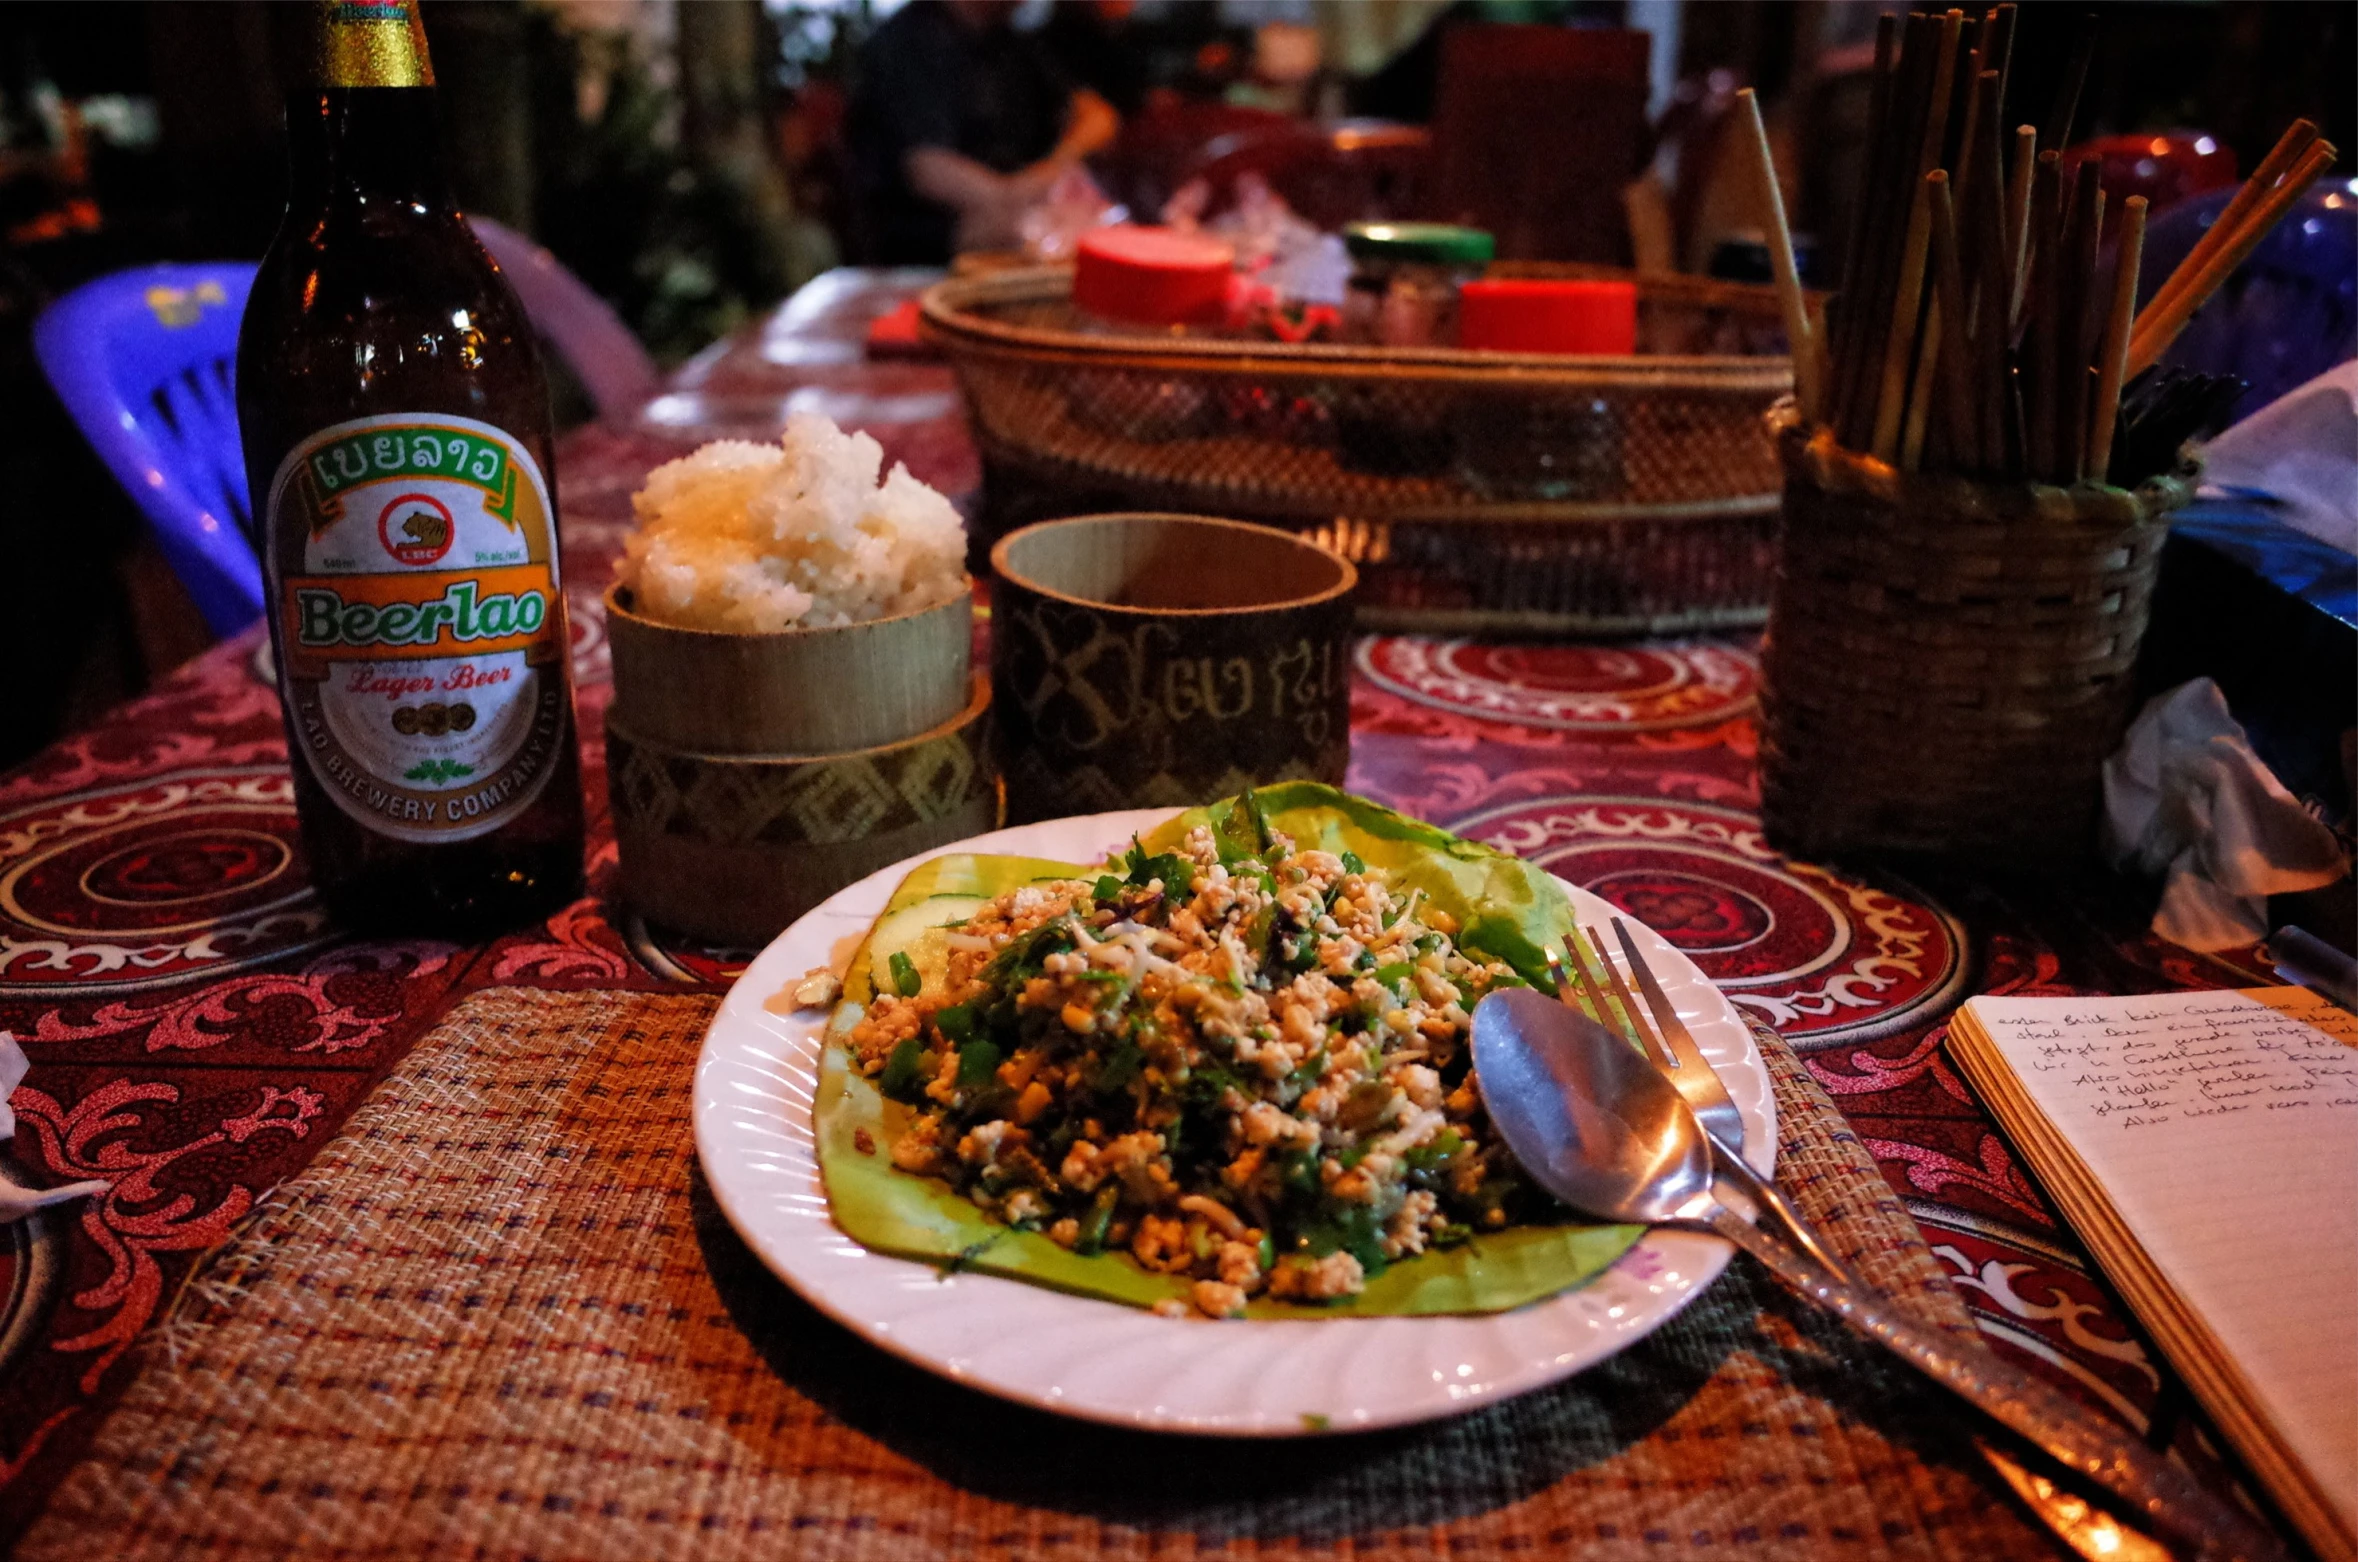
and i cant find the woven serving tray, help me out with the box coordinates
[922,266,1796,635]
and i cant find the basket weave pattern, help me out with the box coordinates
[1759,414,2196,865]
[925,269,1791,634]
[19,987,2057,1560]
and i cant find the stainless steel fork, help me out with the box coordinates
[1552,921,1853,1283]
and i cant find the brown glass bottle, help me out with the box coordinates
[238,0,584,936]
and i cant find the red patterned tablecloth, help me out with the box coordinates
[0,270,2282,1538]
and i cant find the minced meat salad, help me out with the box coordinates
[842,804,1547,1319]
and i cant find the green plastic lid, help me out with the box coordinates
[1343,222,1496,266]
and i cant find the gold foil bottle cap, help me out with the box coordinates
[313,0,435,88]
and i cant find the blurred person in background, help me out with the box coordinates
[1041,0,1149,120]
[847,0,1119,263]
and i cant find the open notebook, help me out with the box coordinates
[1949,987,2356,1562]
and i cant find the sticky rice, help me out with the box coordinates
[617,412,967,632]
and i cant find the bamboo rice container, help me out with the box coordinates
[604,584,973,754]
[604,582,1000,945]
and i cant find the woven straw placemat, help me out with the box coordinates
[17,986,2062,1561]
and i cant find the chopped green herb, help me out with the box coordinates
[1339,851,1366,877]
[935,1003,980,1048]
[1120,839,1191,893]
[1301,1413,1332,1431]
[1212,788,1276,866]
[1404,1128,1466,1173]
[1094,875,1123,903]
[956,1038,1003,1089]
[1074,1185,1120,1255]
[1299,1205,1388,1274]
[878,1037,928,1100]
[888,951,922,998]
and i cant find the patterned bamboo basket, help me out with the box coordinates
[602,585,1001,945]
[921,265,1794,635]
[1758,404,2200,867]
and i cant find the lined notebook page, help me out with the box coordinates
[1965,988,2357,1531]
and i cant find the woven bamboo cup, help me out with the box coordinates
[603,581,1000,944]
[604,583,971,754]
[991,514,1355,824]
[1758,404,2198,866]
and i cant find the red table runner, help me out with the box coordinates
[0,269,2279,1538]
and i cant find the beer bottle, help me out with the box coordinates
[239,0,585,934]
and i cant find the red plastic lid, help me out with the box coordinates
[1074,226,1236,327]
[1457,279,1639,355]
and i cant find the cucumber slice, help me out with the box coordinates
[845,894,986,1004]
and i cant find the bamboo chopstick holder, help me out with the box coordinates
[2087,196,2147,484]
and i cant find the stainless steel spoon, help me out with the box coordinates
[1470,987,2286,1562]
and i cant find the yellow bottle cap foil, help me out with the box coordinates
[313,0,435,89]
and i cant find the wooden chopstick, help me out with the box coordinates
[2042,11,2097,154]
[1870,9,1966,460]
[2087,195,2147,485]
[1841,11,1937,450]
[1927,171,1982,473]
[2057,160,2103,483]
[1981,3,2018,124]
[1808,8,2319,491]
[2005,125,2038,329]
[2127,139,2339,378]
[2137,119,2320,330]
[1969,97,2018,473]
[2021,150,2062,481]
[1737,88,1820,424]
[1828,10,1899,434]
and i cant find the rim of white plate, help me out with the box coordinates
[693,808,1773,1437]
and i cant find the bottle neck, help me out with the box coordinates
[286,88,451,213]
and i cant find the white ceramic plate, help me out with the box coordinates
[694,808,1772,1436]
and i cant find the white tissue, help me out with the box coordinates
[2197,362,2358,557]
[2102,680,2350,950]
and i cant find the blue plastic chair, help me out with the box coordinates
[34,263,263,636]
[34,218,659,637]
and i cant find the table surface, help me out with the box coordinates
[0,268,2290,1542]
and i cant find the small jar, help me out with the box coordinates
[1066,226,1235,441]
[1072,226,1236,332]
[1450,278,1639,500]
[1339,223,1495,348]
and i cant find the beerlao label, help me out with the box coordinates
[264,413,565,843]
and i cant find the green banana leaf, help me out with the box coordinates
[814,785,1643,1316]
